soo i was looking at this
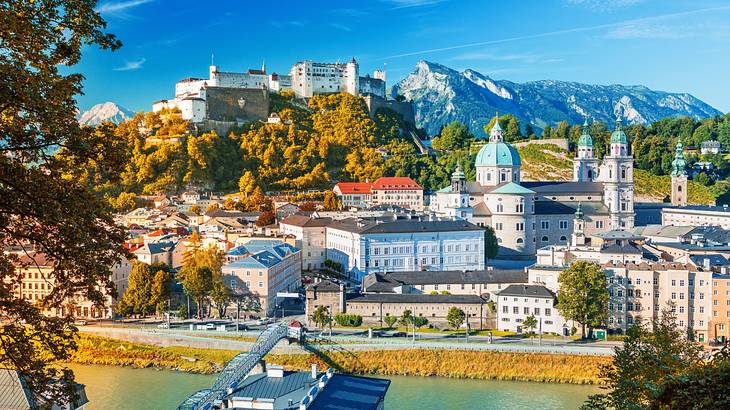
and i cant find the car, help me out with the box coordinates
[157,322,169,329]
[234,324,248,331]
[391,332,407,337]
[257,318,271,326]
[74,320,87,326]
[205,323,216,330]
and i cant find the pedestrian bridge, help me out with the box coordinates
[176,322,290,410]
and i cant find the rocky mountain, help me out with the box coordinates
[392,61,723,137]
[78,102,134,126]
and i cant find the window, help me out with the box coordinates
[516,203,523,213]
[541,236,549,242]
[559,220,568,230]
[513,306,518,314]
[545,308,551,316]
[258,281,263,288]
[502,306,508,313]
[516,223,524,231]
[495,223,503,230]
[671,292,677,300]
[524,307,530,314]
[596,221,604,229]
[516,238,524,244]
[559,235,567,241]
[541,221,549,230]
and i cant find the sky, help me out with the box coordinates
[77,0,730,113]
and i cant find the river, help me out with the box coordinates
[68,364,600,409]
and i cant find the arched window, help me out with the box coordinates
[516,238,524,244]
[621,168,626,179]
[541,236,549,242]
[678,185,682,192]
[560,235,567,241]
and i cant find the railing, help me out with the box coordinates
[177,322,289,410]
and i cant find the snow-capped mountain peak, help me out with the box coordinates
[78,102,134,126]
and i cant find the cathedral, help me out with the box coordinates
[430,115,636,259]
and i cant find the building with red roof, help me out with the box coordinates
[371,177,423,211]
[333,182,373,209]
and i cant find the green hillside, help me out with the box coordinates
[516,143,715,205]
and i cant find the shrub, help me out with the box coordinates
[334,313,362,327]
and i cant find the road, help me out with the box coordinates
[79,317,617,356]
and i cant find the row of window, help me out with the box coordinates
[502,306,552,316]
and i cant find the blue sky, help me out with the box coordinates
[78,0,730,113]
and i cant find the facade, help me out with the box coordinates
[370,177,424,211]
[431,116,635,259]
[710,273,730,342]
[222,241,302,316]
[290,58,385,99]
[279,214,332,271]
[324,217,486,280]
[496,284,570,335]
[12,252,126,319]
[662,206,730,228]
[333,182,373,209]
[701,140,722,155]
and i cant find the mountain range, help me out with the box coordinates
[391,61,723,138]
[78,102,134,126]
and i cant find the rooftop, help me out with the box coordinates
[327,217,484,235]
[348,293,487,304]
[362,269,528,293]
[371,177,422,190]
[497,284,555,299]
[334,182,373,195]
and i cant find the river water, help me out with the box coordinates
[68,364,600,409]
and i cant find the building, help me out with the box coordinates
[324,216,486,280]
[217,364,390,410]
[12,252,127,319]
[710,273,730,342]
[370,177,424,211]
[670,141,689,206]
[305,281,491,328]
[152,64,270,132]
[701,139,722,155]
[222,241,302,316]
[495,284,570,335]
[289,58,385,99]
[662,206,730,228]
[333,182,373,209]
[361,269,528,299]
[430,116,635,258]
[0,369,89,410]
[279,214,332,271]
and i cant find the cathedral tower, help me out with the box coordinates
[602,118,635,230]
[671,141,688,206]
[573,119,600,182]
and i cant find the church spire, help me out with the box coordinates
[489,113,503,143]
[671,141,688,177]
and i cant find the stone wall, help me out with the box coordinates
[362,95,415,126]
[205,86,269,123]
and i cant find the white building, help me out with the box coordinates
[325,217,486,281]
[279,214,332,271]
[496,284,570,335]
[662,205,730,229]
[289,58,385,99]
[430,116,635,259]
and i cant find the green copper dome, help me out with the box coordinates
[610,118,628,144]
[578,119,593,147]
[671,141,688,177]
[475,141,521,167]
[451,165,466,180]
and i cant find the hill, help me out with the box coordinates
[392,61,722,138]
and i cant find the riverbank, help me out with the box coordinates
[69,335,609,384]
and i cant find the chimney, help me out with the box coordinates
[311,364,318,379]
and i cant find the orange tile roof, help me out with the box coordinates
[334,182,373,195]
[372,177,422,190]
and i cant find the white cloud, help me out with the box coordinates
[113,58,146,71]
[382,0,445,9]
[97,0,155,14]
[605,22,691,39]
[384,5,730,59]
[330,23,352,32]
[270,20,307,28]
[566,0,643,12]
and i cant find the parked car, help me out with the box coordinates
[257,318,272,326]
[205,323,216,330]
[157,322,169,329]
[391,332,407,338]
[74,320,87,326]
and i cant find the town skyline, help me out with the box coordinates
[78,0,730,113]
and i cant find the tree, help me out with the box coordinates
[447,307,466,330]
[431,121,472,151]
[238,170,257,196]
[256,210,276,227]
[115,262,154,316]
[557,261,609,338]
[210,274,232,318]
[414,316,429,329]
[151,269,172,316]
[399,309,414,332]
[311,306,331,329]
[383,315,398,329]
[523,315,537,335]
[582,307,711,410]
[0,1,125,404]
[299,202,317,211]
[323,191,339,210]
[189,204,201,215]
[178,265,213,319]
[484,226,499,260]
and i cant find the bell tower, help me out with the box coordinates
[671,141,688,206]
[602,118,635,230]
[573,119,600,182]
